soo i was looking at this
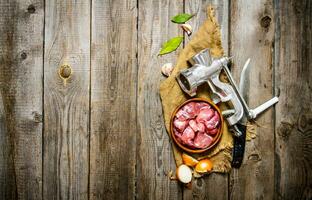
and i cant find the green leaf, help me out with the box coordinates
[171,13,194,24]
[159,36,183,55]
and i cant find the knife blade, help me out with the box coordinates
[231,58,251,168]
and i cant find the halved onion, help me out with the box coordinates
[176,164,192,184]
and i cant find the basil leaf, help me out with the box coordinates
[159,36,183,56]
[171,13,194,24]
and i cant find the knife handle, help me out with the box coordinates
[232,123,246,168]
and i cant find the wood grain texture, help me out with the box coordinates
[43,0,90,199]
[185,0,229,54]
[0,0,43,199]
[274,0,312,199]
[229,0,275,199]
[183,1,229,199]
[0,1,311,199]
[89,0,137,199]
[136,0,183,199]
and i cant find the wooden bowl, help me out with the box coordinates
[170,98,224,154]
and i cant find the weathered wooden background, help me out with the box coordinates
[0,0,311,199]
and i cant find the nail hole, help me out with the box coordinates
[27,4,36,14]
[260,16,271,28]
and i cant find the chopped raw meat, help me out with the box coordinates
[197,122,206,132]
[176,109,191,120]
[185,141,196,148]
[173,117,188,132]
[189,120,206,133]
[181,126,195,145]
[181,126,195,140]
[173,128,181,136]
[204,111,220,130]
[175,134,184,144]
[207,128,218,135]
[196,102,209,108]
[200,105,211,110]
[189,120,199,132]
[197,102,211,110]
[183,102,196,113]
[196,108,214,123]
[182,102,197,118]
[173,101,221,149]
[195,103,202,111]
[194,133,213,149]
[174,128,184,144]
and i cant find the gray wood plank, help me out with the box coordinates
[0,0,43,199]
[274,0,312,199]
[185,0,229,54]
[43,1,90,199]
[229,0,275,199]
[183,1,229,199]
[136,0,183,199]
[89,0,137,199]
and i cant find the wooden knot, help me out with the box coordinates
[32,111,42,123]
[278,121,293,140]
[260,15,271,28]
[58,64,72,85]
[248,153,261,162]
[298,114,312,132]
[21,52,27,60]
[27,4,36,14]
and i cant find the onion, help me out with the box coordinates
[176,164,192,184]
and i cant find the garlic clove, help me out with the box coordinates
[161,63,173,77]
[181,24,193,36]
[176,164,192,184]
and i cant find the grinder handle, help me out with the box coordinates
[249,97,279,119]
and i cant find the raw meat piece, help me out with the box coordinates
[207,128,218,135]
[189,119,206,133]
[195,102,211,114]
[183,102,196,113]
[189,120,199,132]
[204,111,220,130]
[173,128,184,144]
[196,108,214,123]
[196,102,209,108]
[181,126,195,145]
[176,109,191,120]
[173,127,181,136]
[200,105,211,111]
[194,133,213,149]
[173,117,188,132]
[195,102,203,111]
[175,135,184,144]
[185,140,196,148]
[197,122,206,132]
[182,102,197,118]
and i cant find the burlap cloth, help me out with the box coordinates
[160,6,255,173]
